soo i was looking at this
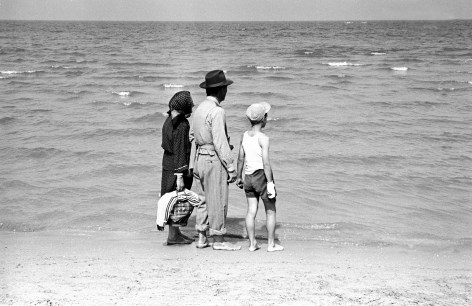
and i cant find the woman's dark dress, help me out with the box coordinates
[161,113,193,196]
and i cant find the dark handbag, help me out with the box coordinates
[169,193,194,226]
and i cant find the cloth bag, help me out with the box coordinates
[156,189,202,230]
[169,199,194,226]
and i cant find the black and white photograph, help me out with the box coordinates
[1,0,471,305]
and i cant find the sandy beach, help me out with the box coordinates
[1,230,470,306]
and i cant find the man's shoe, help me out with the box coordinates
[212,242,241,251]
[196,239,210,249]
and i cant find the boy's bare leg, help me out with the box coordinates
[264,200,284,252]
[245,197,260,251]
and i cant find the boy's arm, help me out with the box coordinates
[260,134,274,182]
[235,135,245,189]
[260,134,276,198]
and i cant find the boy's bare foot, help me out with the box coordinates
[267,244,284,252]
[248,243,261,252]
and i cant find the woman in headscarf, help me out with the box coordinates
[160,90,195,245]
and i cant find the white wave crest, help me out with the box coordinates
[468,81,472,85]
[371,52,386,55]
[256,66,286,70]
[391,67,408,71]
[1,70,36,75]
[123,101,149,106]
[163,84,184,88]
[304,51,313,55]
[327,62,363,67]
[113,91,130,96]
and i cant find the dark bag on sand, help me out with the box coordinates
[169,199,194,226]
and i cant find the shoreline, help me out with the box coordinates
[1,230,471,305]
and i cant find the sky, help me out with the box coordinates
[1,0,471,21]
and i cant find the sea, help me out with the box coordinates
[1,20,471,252]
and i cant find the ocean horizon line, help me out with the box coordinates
[1,18,471,23]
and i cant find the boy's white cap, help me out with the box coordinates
[246,102,271,122]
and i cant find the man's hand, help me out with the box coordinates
[235,177,244,189]
[227,170,237,183]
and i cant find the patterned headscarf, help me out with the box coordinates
[169,91,194,115]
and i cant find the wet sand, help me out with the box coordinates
[1,230,471,305]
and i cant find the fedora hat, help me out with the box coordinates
[199,70,233,89]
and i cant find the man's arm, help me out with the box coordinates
[189,120,196,172]
[210,108,235,172]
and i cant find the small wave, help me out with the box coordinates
[23,147,69,159]
[83,163,156,177]
[0,117,15,124]
[327,74,353,79]
[371,52,386,55]
[65,70,85,77]
[435,87,467,92]
[255,65,286,70]
[1,70,39,75]
[320,85,341,90]
[279,222,338,230]
[138,76,161,82]
[73,59,98,64]
[112,90,145,97]
[294,49,324,57]
[1,179,42,190]
[8,80,32,86]
[468,81,472,85]
[327,62,363,67]
[122,101,153,108]
[113,91,131,97]
[0,221,45,232]
[30,109,52,113]
[238,91,291,100]
[77,127,159,138]
[106,61,170,67]
[68,90,91,95]
[391,67,408,71]
[132,112,165,123]
[49,65,78,70]
[163,84,184,88]
[264,75,293,81]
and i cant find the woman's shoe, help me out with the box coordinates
[165,235,193,246]
[178,233,195,243]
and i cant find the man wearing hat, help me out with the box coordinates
[190,70,241,251]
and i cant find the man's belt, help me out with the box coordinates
[196,144,216,156]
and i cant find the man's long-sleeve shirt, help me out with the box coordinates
[190,96,234,172]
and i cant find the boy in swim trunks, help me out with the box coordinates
[236,102,284,252]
